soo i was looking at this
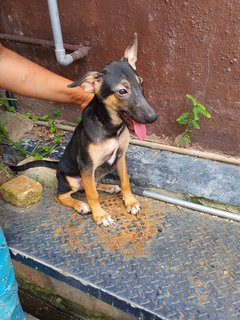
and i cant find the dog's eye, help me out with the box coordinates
[118,89,128,95]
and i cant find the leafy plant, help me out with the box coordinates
[0,109,65,160]
[0,96,17,113]
[0,163,14,179]
[0,121,65,160]
[52,108,61,118]
[0,123,29,156]
[176,94,211,145]
[0,96,65,160]
[24,112,65,160]
[76,115,82,124]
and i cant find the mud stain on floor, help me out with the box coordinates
[52,192,165,258]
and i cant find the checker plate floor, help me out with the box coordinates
[0,189,240,320]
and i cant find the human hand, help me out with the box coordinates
[75,86,94,109]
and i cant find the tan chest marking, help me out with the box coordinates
[88,127,130,170]
[88,138,118,170]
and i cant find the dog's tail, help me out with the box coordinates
[9,160,59,171]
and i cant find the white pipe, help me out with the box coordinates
[132,187,240,222]
[47,0,88,66]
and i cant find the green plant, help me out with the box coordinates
[176,94,211,144]
[0,96,65,160]
[0,96,17,113]
[0,123,29,156]
[52,108,61,118]
[0,109,65,160]
[25,112,65,159]
[0,163,14,179]
[76,115,81,124]
[0,121,65,160]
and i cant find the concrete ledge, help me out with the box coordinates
[124,145,240,209]
[4,134,240,211]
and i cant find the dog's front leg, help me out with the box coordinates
[81,171,114,226]
[116,155,141,215]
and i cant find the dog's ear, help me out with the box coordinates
[68,71,103,93]
[123,33,138,70]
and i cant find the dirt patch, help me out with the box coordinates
[53,192,165,259]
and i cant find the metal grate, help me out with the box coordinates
[1,189,240,320]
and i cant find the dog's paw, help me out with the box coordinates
[126,203,141,215]
[97,183,121,194]
[98,216,115,227]
[127,203,141,215]
[124,196,141,215]
[107,185,121,194]
[74,201,91,215]
[93,210,115,226]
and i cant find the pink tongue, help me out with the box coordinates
[133,120,147,140]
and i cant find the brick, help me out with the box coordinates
[0,175,42,207]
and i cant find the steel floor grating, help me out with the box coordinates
[0,188,240,320]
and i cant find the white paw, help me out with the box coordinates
[98,216,115,227]
[109,185,121,193]
[81,202,91,214]
[76,202,90,214]
[127,204,141,215]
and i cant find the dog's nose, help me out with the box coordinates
[146,112,158,123]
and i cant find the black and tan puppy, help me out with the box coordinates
[10,34,157,226]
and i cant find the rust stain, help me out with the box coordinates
[53,193,165,258]
[54,226,63,237]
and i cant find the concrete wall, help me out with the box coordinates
[0,0,240,156]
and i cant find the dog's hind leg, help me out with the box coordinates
[96,183,121,194]
[55,191,90,214]
[116,155,141,215]
[81,172,114,226]
[55,174,90,214]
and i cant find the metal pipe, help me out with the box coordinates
[132,187,240,222]
[0,33,82,52]
[47,0,89,66]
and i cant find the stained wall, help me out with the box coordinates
[1,0,239,156]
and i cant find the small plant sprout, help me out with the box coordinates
[0,97,65,160]
[76,115,82,124]
[0,163,13,179]
[176,94,211,145]
[0,96,17,113]
[52,108,61,118]
[0,108,66,160]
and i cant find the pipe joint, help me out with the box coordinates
[47,0,88,66]
[55,49,73,66]
[70,45,89,61]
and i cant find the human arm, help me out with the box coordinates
[0,43,93,108]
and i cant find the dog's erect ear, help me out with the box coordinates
[67,71,103,93]
[123,33,138,70]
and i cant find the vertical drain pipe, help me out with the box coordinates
[47,0,89,66]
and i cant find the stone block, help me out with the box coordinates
[0,175,42,207]
[17,157,58,188]
[0,110,33,141]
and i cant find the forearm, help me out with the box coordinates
[0,44,92,108]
